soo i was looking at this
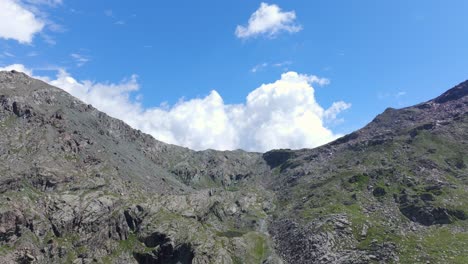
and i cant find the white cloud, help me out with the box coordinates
[3,51,15,57]
[24,0,62,7]
[251,63,268,73]
[236,2,302,39]
[0,64,33,75]
[272,61,292,68]
[0,64,350,152]
[70,53,90,67]
[104,9,127,26]
[378,91,408,100]
[324,101,351,120]
[41,33,56,45]
[251,61,294,73]
[0,0,63,45]
[0,0,45,43]
[304,75,330,86]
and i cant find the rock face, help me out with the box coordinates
[0,70,467,263]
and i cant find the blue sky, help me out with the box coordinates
[1,0,468,151]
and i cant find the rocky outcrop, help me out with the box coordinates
[0,71,467,263]
[269,214,399,263]
[0,210,27,243]
[134,232,194,264]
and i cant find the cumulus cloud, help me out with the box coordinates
[0,64,33,75]
[0,0,45,43]
[1,64,350,152]
[236,2,302,39]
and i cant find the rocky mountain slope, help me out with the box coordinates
[0,70,466,263]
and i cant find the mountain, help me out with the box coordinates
[0,70,466,263]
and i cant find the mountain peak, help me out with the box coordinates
[0,70,33,87]
[433,79,468,104]
[0,70,31,80]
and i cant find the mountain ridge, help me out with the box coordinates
[0,70,467,263]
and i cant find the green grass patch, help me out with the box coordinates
[244,232,268,263]
[0,244,12,256]
[216,230,245,238]
[399,227,468,264]
[1,115,17,128]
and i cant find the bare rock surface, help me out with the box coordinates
[0,70,467,263]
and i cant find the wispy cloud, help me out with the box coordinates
[104,9,128,26]
[104,9,113,17]
[396,91,406,97]
[3,51,15,57]
[235,3,302,39]
[304,75,330,86]
[24,0,62,7]
[27,51,39,57]
[378,91,407,100]
[46,21,66,33]
[251,61,293,73]
[272,61,292,68]
[41,33,56,45]
[251,63,268,73]
[70,53,90,67]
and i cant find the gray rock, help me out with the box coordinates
[0,71,467,263]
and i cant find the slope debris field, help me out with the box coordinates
[0,70,467,263]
